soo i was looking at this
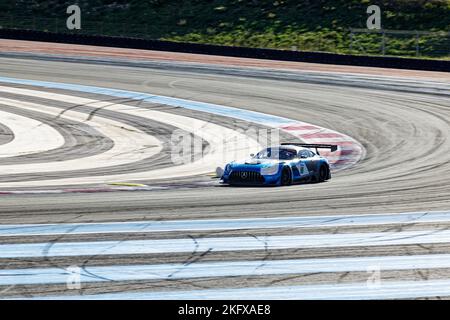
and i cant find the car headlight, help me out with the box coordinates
[224,164,232,173]
[261,165,279,176]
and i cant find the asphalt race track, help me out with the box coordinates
[0,52,449,299]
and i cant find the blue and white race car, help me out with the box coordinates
[221,143,337,186]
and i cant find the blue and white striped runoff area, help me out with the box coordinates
[2,210,450,300]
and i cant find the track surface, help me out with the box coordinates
[0,50,449,299]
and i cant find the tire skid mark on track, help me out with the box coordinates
[0,76,364,171]
[1,228,450,259]
[0,108,64,158]
[0,83,261,188]
[0,210,447,237]
[3,210,450,299]
[0,104,115,165]
[3,253,450,287]
[0,90,193,180]
[0,122,14,146]
[28,279,450,300]
[0,96,162,174]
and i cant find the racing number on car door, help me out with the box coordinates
[296,161,309,176]
[297,150,314,175]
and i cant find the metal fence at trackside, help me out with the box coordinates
[349,28,450,58]
[0,14,448,59]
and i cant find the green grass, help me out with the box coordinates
[0,0,449,59]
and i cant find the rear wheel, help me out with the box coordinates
[318,165,328,182]
[280,167,292,186]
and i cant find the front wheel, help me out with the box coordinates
[280,167,292,186]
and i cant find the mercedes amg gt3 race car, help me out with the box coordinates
[221,143,338,186]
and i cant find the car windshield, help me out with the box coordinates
[255,148,296,160]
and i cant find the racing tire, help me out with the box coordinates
[318,165,328,183]
[280,167,292,186]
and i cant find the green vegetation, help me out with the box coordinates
[0,0,449,58]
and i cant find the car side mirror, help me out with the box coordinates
[250,153,255,157]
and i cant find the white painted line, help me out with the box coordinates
[0,97,162,173]
[0,109,64,157]
[0,86,260,187]
[29,279,450,300]
[1,228,450,258]
[1,253,450,286]
[0,210,446,237]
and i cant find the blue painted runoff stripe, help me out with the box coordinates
[1,253,450,286]
[0,210,448,237]
[0,77,293,126]
[22,279,450,300]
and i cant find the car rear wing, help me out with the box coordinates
[281,143,338,155]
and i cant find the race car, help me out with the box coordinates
[220,143,338,186]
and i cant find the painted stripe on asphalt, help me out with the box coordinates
[24,279,450,300]
[1,253,450,286]
[0,210,446,237]
[1,228,450,258]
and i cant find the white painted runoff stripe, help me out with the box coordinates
[0,210,447,237]
[0,97,162,173]
[2,253,450,286]
[0,109,64,158]
[28,279,450,300]
[0,86,260,187]
[1,228,450,258]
